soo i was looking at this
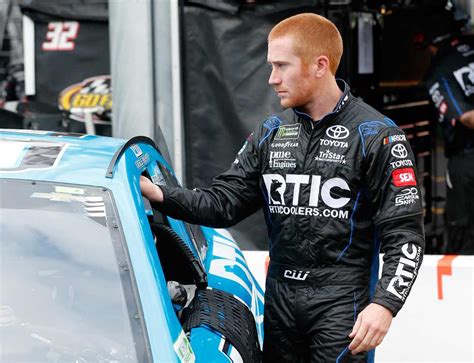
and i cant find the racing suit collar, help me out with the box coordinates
[292,79,351,126]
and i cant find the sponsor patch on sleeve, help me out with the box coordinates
[392,168,417,187]
[382,134,407,145]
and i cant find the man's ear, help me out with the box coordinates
[314,55,330,78]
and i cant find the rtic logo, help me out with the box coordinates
[391,144,408,159]
[383,134,406,145]
[270,141,298,148]
[387,243,421,301]
[395,187,419,206]
[269,151,296,169]
[284,270,309,281]
[392,168,417,187]
[326,125,349,139]
[320,139,348,148]
[42,21,80,51]
[390,159,413,169]
[262,174,351,218]
[275,124,301,140]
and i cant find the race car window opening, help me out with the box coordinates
[0,179,151,363]
[139,171,206,297]
[141,166,208,263]
[150,223,207,289]
[154,163,209,261]
[156,162,180,187]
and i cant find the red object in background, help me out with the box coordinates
[437,255,458,300]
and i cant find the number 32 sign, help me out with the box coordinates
[42,21,80,51]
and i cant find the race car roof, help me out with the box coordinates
[0,129,127,186]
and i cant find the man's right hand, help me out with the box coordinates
[140,176,164,202]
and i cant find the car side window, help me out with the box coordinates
[157,162,179,187]
[144,161,208,262]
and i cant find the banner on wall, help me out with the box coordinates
[20,0,110,134]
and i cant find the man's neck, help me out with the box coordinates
[302,77,343,121]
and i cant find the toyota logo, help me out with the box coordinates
[326,125,349,139]
[391,144,408,158]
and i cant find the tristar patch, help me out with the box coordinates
[314,149,346,164]
[383,134,407,145]
[392,168,417,187]
[274,124,301,140]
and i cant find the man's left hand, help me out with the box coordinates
[348,303,393,355]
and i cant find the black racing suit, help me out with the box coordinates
[155,80,425,362]
[426,36,474,255]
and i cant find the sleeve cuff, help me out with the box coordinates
[371,298,399,317]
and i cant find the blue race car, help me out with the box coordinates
[0,129,264,363]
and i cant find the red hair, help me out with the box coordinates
[268,13,343,75]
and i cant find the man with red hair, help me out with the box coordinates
[142,13,424,362]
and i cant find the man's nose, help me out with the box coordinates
[268,70,280,85]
